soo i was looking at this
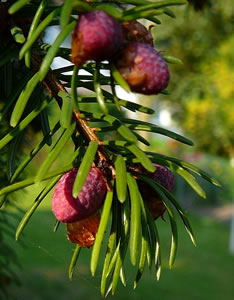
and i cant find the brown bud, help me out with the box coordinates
[121,20,154,46]
[132,163,174,219]
[67,212,100,248]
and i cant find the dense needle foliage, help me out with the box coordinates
[0,0,220,296]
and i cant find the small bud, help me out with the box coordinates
[52,168,107,223]
[116,42,170,95]
[121,20,154,46]
[71,10,123,66]
[138,164,174,219]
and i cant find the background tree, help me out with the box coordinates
[154,0,234,157]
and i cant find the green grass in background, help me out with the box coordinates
[4,204,234,300]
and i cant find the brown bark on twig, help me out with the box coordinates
[31,52,115,189]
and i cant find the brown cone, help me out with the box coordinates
[67,212,100,248]
[121,20,154,46]
[138,181,166,219]
[133,163,174,220]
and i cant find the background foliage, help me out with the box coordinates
[154,0,234,157]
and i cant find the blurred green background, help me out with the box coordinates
[4,208,234,300]
[2,1,234,299]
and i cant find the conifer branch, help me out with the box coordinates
[31,52,115,188]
